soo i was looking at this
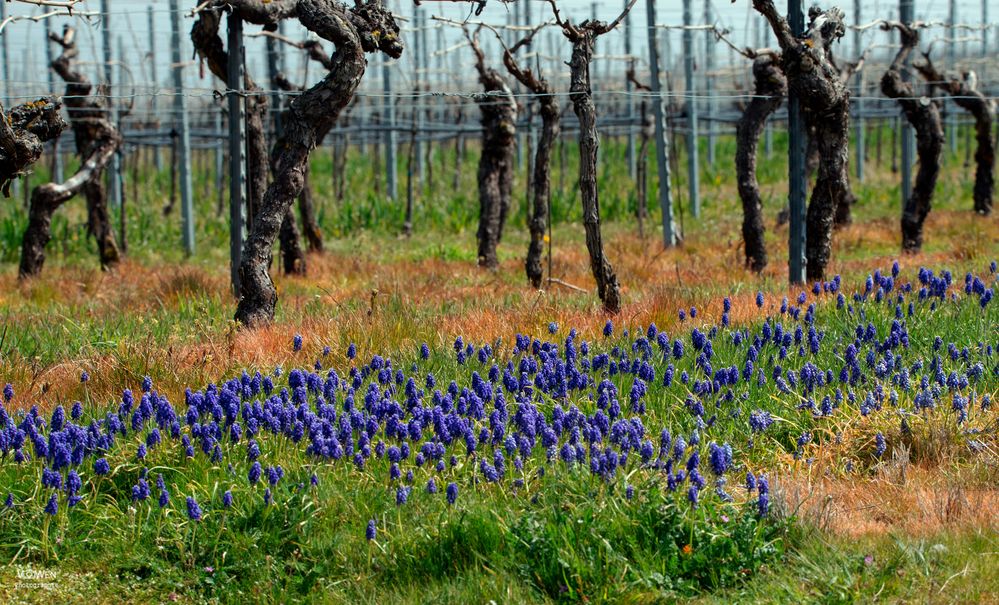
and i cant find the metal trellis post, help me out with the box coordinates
[117,35,127,251]
[510,5,524,172]
[383,57,398,203]
[215,109,224,214]
[1,2,17,199]
[0,2,8,112]
[854,0,865,182]
[983,0,990,57]
[149,6,162,172]
[44,19,64,183]
[756,18,774,159]
[624,0,636,181]
[947,0,957,154]
[523,0,535,189]
[170,0,195,256]
[788,0,807,284]
[227,13,247,296]
[647,0,676,247]
[414,5,425,186]
[682,0,700,217]
[703,0,715,167]
[101,0,122,210]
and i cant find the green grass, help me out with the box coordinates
[0,121,987,270]
[0,118,995,603]
[0,259,995,603]
[705,527,999,604]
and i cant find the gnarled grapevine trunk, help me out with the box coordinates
[278,206,306,273]
[753,1,850,281]
[831,53,867,226]
[625,65,652,239]
[0,98,66,195]
[220,0,402,328]
[804,120,820,180]
[502,32,560,288]
[736,54,786,272]
[297,163,324,251]
[881,24,943,252]
[569,32,620,312]
[549,0,635,313]
[467,31,517,270]
[635,110,652,237]
[272,41,333,257]
[806,109,856,226]
[916,61,994,215]
[19,26,120,278]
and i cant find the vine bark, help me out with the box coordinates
[736,54,786,272]
[549,0,637,313]
[881,23,943,252]
[501,28,559,288]
[19,26,120,278]
[466,29,517,270]
[0,97,66,195]
[202,0,403,328]
[915,59,993,215]
[752,1,851,281]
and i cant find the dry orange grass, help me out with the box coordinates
[777,466,999,538]
[0,202,994,413]
[770,394,999,538]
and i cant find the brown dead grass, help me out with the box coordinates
[777,465,999,538]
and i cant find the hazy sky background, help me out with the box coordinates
[0,0,992,121]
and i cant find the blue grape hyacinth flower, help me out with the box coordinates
[94,458,111,476]
[44,493,58,515]
[186,496,202,521]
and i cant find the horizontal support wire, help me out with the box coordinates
[2,3,995,153]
